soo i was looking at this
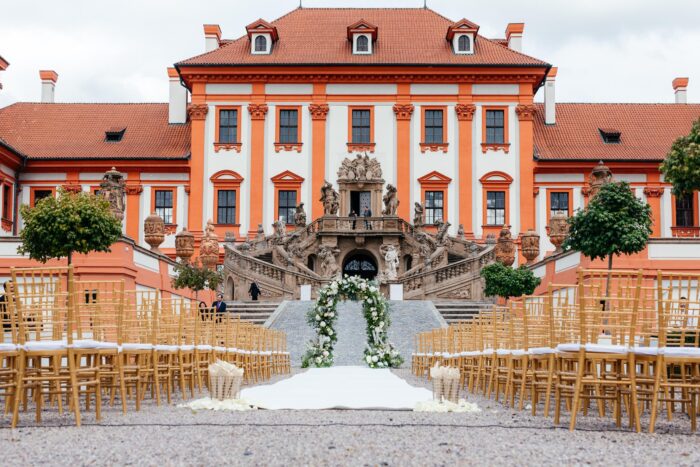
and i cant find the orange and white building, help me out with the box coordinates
[0,7,698,287]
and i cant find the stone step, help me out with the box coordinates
[224,301,281,324]
[432,300,493,323]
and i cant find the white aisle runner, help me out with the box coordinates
[241,366,432,410]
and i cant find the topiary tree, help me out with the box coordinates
[171,259,223,300]
[564,181,652,299]
[660,118,700,196]
[481,262,541,301]
[18,188,122,265]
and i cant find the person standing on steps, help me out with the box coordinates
[249,281,261,301]
[349,209,357,230]
[363,206,372,230]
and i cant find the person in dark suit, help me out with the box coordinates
[363,206,372,230]
[212,293,227,315]
[249,282,261,301]
[349,209,357,230]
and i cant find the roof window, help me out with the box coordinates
[599,128,621,144]
[105,127,126,142]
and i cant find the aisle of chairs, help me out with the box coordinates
[413,269,700,433]
[0,266,290,428]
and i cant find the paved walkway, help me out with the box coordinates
[269,300,444,367]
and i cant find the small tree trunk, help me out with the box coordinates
[67,250,73,266]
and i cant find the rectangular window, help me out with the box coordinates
[550,192,570,218]
[33,189,53,207]
[351,109,371,144]
[277,190,297,224]
[278,109,299,144]
[485,110,505,144]
[217,190,236,225]
[675,193,694,227]
[218,109,238,144]
[486,191,506,225]
[424,191,444,225]
[154,190,174,224]
[424,109,444,144]
[2,185,11,220]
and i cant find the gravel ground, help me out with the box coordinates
[1,369,698,466]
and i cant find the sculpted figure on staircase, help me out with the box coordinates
[293,203,307,227]
[380,244,400,280]
[318,245,341,278]
[434,219,452,247]
[413,202,424,227]
[272,218,286,239]
[382,184,399,216]
[320,180,339,215]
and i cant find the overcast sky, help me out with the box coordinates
[0,0,697,107]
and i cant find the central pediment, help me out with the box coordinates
[337,154,383,182]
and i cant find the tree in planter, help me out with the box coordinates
[564,181,652,300]
[660,117,700,196]
[481,262,541,301]
[171,259,223,301]
[18,188,122,265]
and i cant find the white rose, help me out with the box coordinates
[366,355,372,363]
[329,312,335,318]
[320,321,326,327]
[328,330,333,335]
[371,356,379,362]
[371,312,377,318]
[379,321,385,327]
[316,357,322,363]
[315,315,321,321]
[322,350,329,357]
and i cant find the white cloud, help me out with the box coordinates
[0,0,697,106]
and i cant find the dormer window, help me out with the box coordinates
[447,19,479,55]
[599,128,621,144]
[347,20,377,56]
[105,127,125,142]
[254,35,267,52]
[246,19,278,55]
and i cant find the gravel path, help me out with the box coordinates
[1,369,698,466]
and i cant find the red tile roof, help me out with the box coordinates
[0,103,190,160]
[533,103,700,161]
[178,8,548,67]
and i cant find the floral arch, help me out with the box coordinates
[302,275,403,368]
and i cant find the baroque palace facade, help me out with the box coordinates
[0,7,698,298]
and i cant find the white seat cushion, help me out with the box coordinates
[0,343,18,352]
[661,347,700,358]
[529,347,556,355]
[585,343,628,354]
[154,344,178,352]
[121,343,153,351]
[179,345,195,351]
[512,349,530,357]
[23,340,67,351]
[213,346,226,352]
[73,339,119,350]
[556,343,581,353]
[441,352,454,358]
[460,351,481,357]
[195,345,212,351]
[226,348,239,353]
[633,346,659,356]
[481,348,494,355]
[496,349,513,356]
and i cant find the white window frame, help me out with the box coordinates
[251,33,272,55]
[452,33,474,55]
[353,33,372,55]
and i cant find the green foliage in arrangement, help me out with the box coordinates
[171,259,223,298]
[660,118,700,197]
[18,188,122,265]
[481,262,541,300]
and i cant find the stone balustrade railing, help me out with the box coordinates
[307,216,414,235]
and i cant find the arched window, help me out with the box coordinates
[356,35,369,52]
[254,35,267,52]
[458,35,470,52]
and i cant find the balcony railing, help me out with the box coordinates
[671,226,700,238]
[306,216,414,236]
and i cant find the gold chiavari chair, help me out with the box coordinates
[176,298,197,399]
[193,307,215,392]
[555,269,644,432]
[74,280,126,413]
[10,266,102,428]
[1,280,19,417]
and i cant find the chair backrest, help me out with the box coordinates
[74,280,124,343]
[122,289,159,345]
[9,266,74,344]
[547,283,579,345]
[656,271,700,348]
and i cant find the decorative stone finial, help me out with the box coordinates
[494,225,515,267]
[99,167,126,222]
[520,229,540,265]
[199,220,219,269]
[144,212,165,253]
[548,213,569,253]
[175,227,195,263]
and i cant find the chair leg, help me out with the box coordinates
[569,352,586,431]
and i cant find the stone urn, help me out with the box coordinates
[520,229,540,265]
[495,225,515,267]
[175,227,195,263]
[548,212,569,253]
[199,220,219,269]
[144,212,165,253]
[588,160,613,198]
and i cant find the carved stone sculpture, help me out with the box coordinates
[382,184,399,216]
[588,161,613,198]
[413,202,424,227]
[320,180,339,215]
[144,212,165,253]
[175,227,195,263]
[272,218,286,238]
[520,229,540,265]
[435,219,451,246]
[380,244,400,280]
[255,224,265,241]
[548,212,569,253]
[337,154,383,181]
[99,167,126,222]
[199,220,219,269]
[293,202,307,227]
[318,245,340,278]
[495,225,515,267]
[457,224,465,240]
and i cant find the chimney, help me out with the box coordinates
[673,77,689,104]
[506,23,524,52]
[0,56,8,91]
[203,24,222,52]
[168,68,187,124]
[39,70,58,103]
[544,67,557,125]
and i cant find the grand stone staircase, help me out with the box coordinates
[225,301,281,325]
[267,301,445,367]
[432,300,494,323]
